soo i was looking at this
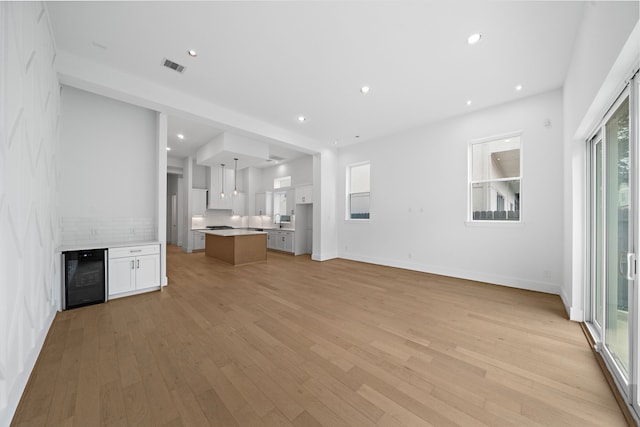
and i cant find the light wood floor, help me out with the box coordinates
[13,246,628,426]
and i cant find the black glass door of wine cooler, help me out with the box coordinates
[63,249,107,310]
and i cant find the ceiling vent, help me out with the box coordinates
[162,58,185,73]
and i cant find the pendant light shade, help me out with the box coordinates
[233,158,239,196]
[220,163,225,199]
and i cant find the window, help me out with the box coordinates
[469,135,521,221]
[274,176,291,189]
[347,162,370,219]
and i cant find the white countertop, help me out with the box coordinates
[196,229,267,237]
[58,240,161,252]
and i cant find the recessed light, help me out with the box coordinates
[166,147,171,151]
[188,50,197,57]
[515,84,523,91]
[467,33,482,45]
[177,134,184,140]
[505,139,511,143]
[297,116,306,122]
[466,100,472,106]
[360,86,370,94]
[333,140,339,145]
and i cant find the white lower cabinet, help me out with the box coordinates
[108,244,160,298]
[193,231,205,250]
[267,230,294,253]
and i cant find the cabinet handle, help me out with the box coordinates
[131,260,134,270]
[137,260,140,269]
[130,249,142,253]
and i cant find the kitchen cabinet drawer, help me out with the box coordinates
[109,244,159,259]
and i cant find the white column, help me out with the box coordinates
[157,112,168,286]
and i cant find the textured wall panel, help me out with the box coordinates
[0,2,60,424]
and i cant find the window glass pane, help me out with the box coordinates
[350,193,370,219]
[274,176,291,189]
[604,97,629,376]
[350,164,370,193]
[471,180,520,220]
[472,137,521,181]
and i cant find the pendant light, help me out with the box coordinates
[233,158,239,196]
[220,163,225,199]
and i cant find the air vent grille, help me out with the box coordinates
[162,58,185,73]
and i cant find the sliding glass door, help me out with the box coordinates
[588,73,638,420]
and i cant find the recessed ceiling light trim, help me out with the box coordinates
[360,86,370,94]
[166,147,171,151]
[188,49,197,57]
[297,115,307,122]
[177,133,184,140]
[467,33,482,45]
[466,100,472,106]
[515,84,523,91]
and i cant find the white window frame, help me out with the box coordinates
[274,176,291,189]
[346,161,371,221]
[467,132,523,225]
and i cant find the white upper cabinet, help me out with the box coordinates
[295,185,312,204]
[232,193,246,216]
[208,165,233,210]
[286,189,296,215]
[191,189,207,215]
[255,191,273,216]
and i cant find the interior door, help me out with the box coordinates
[171,194,178,244]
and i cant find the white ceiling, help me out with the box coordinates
[47,1,585,153]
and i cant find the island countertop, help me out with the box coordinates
[196,229,267,237]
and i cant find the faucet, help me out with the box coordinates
[274,213,281,228]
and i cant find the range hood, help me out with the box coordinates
[196,133,269,169]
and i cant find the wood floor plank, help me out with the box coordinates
[11,247,629,426]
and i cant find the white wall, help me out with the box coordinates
[338,90,564,294]
[59,86,157,219]
[258,155,313,192]
[0,2,60,424]
[562,2,639,320]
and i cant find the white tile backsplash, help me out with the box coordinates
[61,216,156,246]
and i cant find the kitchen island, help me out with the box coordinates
[198,229,267,265]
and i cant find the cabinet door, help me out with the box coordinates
[108,256,135,295]
[267,231,276,249]
[296,185,313,204]
[135,254,160,290]
[232,193,246,216]
[286,189,296,215]
[208,166,233,210]
[191,189,207,215]
[193,231,205,250]
[283,233,294,253]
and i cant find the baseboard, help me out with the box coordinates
[312,251,338,262]
[339,252,561,295]
[2,307,57,426]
